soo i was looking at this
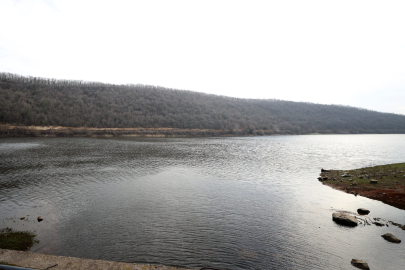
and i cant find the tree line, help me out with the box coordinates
[1,72,405,135]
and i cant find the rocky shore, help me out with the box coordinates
[318,163,405,210]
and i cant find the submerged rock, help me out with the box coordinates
[381,233,401,243]
[351,259,370,270]
[237,249,258,260]
[357,208,370,215]
[332,212,358,227]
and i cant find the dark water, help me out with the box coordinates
[1,135,405,270]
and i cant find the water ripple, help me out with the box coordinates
[1,135,405,269]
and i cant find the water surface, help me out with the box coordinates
[1,135,405,269]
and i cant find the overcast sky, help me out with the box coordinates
[1,0,405,115]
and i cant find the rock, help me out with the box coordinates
[370,179,378,184]
[37,216,43,222]
[374,222,385,227]
[351,181,357,186]
[237,249,258,259]
[321,168,331,172]
[332,212,358,227]
[20,217,25,220]
[342,173,351,177]
[351,259,370,270]
[381,233,401,243]
[318,176,328,181]
[357,208,370,215]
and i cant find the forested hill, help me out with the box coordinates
[1,72,405,135]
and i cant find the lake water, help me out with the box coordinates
[1,135,405,270]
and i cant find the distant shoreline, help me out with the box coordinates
[0,124,274,138]
[1,124,402,138]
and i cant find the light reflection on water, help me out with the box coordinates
[0,135,405,270]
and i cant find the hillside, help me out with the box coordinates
[1,72,405,136]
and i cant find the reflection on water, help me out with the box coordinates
[1,135,405,269]
[0,143,41,150]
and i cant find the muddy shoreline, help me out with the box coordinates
[319,163,405,210]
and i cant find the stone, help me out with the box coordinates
[0,248,194,270]
[374,222,385,227]
[20,217,25,220]
[37,216,43,222]
[370,179,378,184]
[321,168,331,172]
[381,233,401,243]
[342,173,351,177]
[351,259,370,270]
[332,212,358,227]
[237,249,258,259]
[357,208,370,215]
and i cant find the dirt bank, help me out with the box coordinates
[318,163,405,210]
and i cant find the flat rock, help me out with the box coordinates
[381,233,401,243]
[351,259,370,270]
[357,208,370,215]
[370,179,378,184]
[0,248,193,270]
[332,212,358,227]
